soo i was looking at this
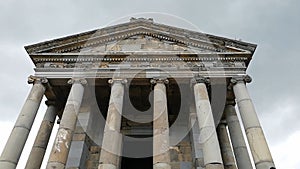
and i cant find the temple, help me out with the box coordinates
[0,18,275,169]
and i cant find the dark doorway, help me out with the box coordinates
[121,156,152,169]
[121,135,153,169]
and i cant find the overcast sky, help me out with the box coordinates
[0,0,299,168]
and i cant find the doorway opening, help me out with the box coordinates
[121,134,153,169]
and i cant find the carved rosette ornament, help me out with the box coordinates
[230,75,252,84]
[27,75,48,84]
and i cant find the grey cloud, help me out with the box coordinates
[0,0,299,167]
[259,97,300,144]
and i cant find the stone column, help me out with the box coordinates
[66,96,92,169]
[192,76,224,169]
[217,121,237,169]
[225,103,252,169]
[98,79,126,169]
[47,78,86,169]
[231,75,275,169]
[151,78,171,169]
[189,112,204,169]
[25,100,57,169]
[0,76,47,169]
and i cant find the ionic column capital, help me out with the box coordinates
[27,75,48,84]
[225,100,236,106]
[219,119,227,126]
[190,76,210,86]
[108,78,127,85]
[150,77,169,85]
[230,75,252,85]
[67,78,87,85]
[45,100,56,106]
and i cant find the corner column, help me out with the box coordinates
[231,75,275,169]
[98,79,126,169]
[225,102,252,169]
[0,76,47,169]
[217,121,237,169]
[151,78,171,169]
[47,78,87,169]
[192,76,224,169]
[25,100,57,169]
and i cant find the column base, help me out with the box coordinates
[98,163,117,169]
[153,162,171,169]
[205,163,224,169]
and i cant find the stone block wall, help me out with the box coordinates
[170,140,194,169]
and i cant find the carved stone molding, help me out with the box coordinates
[33,56,249,64]
[27,75,48,84]
[48,29,226,53]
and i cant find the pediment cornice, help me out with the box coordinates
[25,19,256,56]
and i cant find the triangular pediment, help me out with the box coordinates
[25,18,257,66]
[80,34,213,53]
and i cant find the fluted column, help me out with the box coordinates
[231,75,275,169]
[25,100,57,169]
[225,103,252,169]
[0,76,47,169]
[98,79,126,169]
[192,76,224,169]
[217,121,237,169]
[151,78,171,169]
[47,78,86,169]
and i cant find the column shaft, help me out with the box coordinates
[0,78,46,169]
[225,104,252,169]
[193,82,224,169]
[233,79,275,169]
[153,80,171,169]
[217,123,237,169]
[25,102,56,169]
[189,112,204,169]
[47,79,86,169]
[66,98,91,168]
[98,80,125,169]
